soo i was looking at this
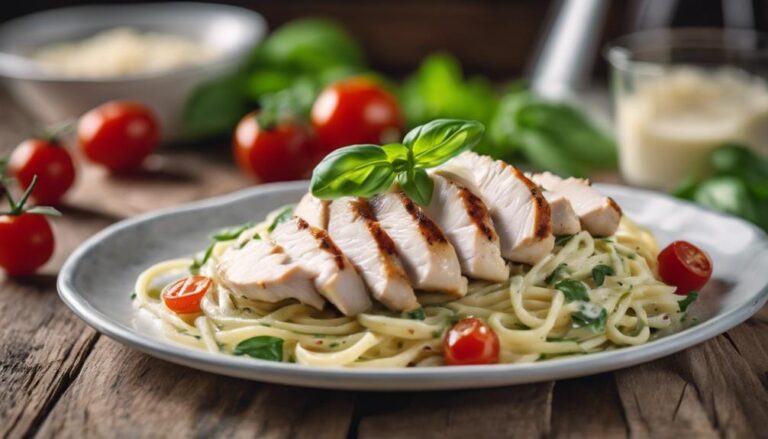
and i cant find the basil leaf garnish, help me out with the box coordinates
[309,119,484,204]
[397,168,434,206]
[404,308,426,320]
[214,222,254,241]
[545,263,568,285]
[310,144,395,199]
[189,241,216,274]
[678,292,699,312]
[234,336,284,361]
[268,206,294,232]
[591,264,615,287]
[571,302,607,332]
[555,279,589,302]
[555,234,575,247]
[404,119,484,169]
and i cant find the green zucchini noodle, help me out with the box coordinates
[134,207,684,367]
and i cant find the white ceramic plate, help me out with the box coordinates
[58,181,768,390]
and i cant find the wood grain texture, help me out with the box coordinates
[37,337,354,438]
[357,383,554,438]
[551,374,627,439]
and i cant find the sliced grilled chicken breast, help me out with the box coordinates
[370,192,467,296]
[529,172,622,237]
[425,174,508,282]
[328,197,419,311]
[524,172,581,236]
[438,152,554,264]
[216,239,325,310]
[294,193,329,229]
[272,217,372,316]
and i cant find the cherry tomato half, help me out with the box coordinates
[161,275,213,314]
[0,213,55,276]
[233,112,319,183]
[78,101,160,173]
[658,240,713,295]
[311,77,403,153]
[8,139,75,205]
[443,317,500,366]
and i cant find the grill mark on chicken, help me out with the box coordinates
[512,167,552,239]
[297,217,346,270]
[457,185,496,242]
[352,198,398,255]
[396,193,448,245]
[607,197,623,217]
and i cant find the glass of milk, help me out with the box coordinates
[605,28,768,190]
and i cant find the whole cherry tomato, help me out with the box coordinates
[233,112,319,183]
[658,240,713,295]
[0,213,54,276]
[311,77,403,153]
[443,317,500,366]
[8,138,75,205]
[162,275,213,314]
[78,101,160,173]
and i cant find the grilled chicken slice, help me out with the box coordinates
[216,239,325,310]
[294,193,329,229]
[438,152,554,264]
[328,197,419,311]
[529,172,622,237]
[524,173,581,236]
[271,217,372,316]
[370,192,467,296]
[424,174,508,282]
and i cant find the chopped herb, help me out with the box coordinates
[288,355,296,363]
[431,329,444,338]
[678,292,699,312]
[329,342,339,348]
[554,279,589,302]
[259,322,272,327]
[555,234,575,246]
[193,335,201,340]
[404,308,426,320]
[591,264,615,286]
[130,292,137,300]
[234,336,284,361]
[213,222,254,241]
[512,323,530,330]
[571,302,607,333]
[252,233,261,240]
[268,206,294,232]
[189,242,215,274]
[545,263,569,285]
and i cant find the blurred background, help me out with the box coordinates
[0,0,766,242]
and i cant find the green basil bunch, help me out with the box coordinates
[310,119,484,205]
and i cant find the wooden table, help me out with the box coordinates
[1,95,767,439]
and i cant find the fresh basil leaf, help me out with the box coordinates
[214,223,254,241]
[404,308,426,320]
[182,73,249,139]
[515,129,587,177]
[545,263,568,285]
[678,292,699,312]
[555,279,589,302]
[403,119,484,169]
[234,336,284,361]
[382,143,410,172]
[268,206,294,232]
[311,145,395,199]
[571,302,607,332]
[398,168,434,206]
[694,176,762,225]
[591,264,615,287]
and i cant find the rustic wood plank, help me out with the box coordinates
[37,337,354,438]
[0,210,108,438]
[357,383,554,438]
[551,374,627,438]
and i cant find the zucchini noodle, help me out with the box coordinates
[134,209,685,367]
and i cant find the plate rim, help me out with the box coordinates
[57,181,768,390]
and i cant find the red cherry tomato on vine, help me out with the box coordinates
[233,112,319,183]
[8,139,75,205]
[444,317,500,366]
[658,240,713,295]
[78,101,159,173]
[0,213,54,276]
[162,275,213,314]
[311,77,403,153]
